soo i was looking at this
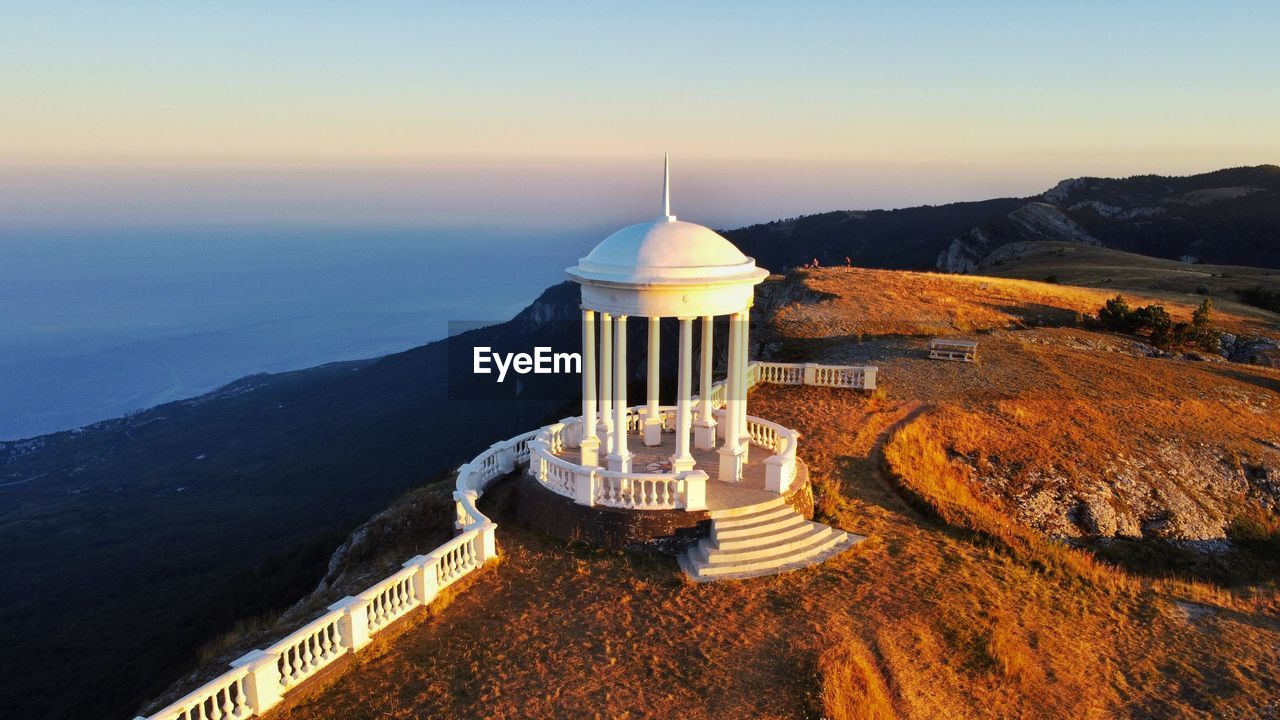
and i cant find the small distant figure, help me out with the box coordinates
[811,257,820,268]
[845,256,852,267]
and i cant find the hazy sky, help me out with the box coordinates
[4,1,1279,229]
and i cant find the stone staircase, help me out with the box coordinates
[678,496,864,582]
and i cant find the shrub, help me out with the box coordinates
[1132,305,1173,345]
[1095,295,1218,351]
[1192,298,1212,328]
[1097,295,1134,331]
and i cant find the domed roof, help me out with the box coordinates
[568,156,767,287]
[570,217,766,284]
[581,216,747,268]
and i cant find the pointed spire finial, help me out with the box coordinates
[662,153,674,221]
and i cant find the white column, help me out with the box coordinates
[599,312,613,457]
[608,315,632,471]
[671,317,695,472]
[739,304,751,463]
[693,315,717,450]
[718,310,746,482]
[580,308,600,466]
[643,316,663,446]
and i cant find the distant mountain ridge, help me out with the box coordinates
[724,164,1280,273]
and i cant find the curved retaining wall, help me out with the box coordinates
[517,471,712,551]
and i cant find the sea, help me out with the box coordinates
[0,224,596,440]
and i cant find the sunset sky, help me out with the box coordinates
[4,1,1279,228]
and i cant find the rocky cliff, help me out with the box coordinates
[937,165,1280,272]
[727,165,1280,274]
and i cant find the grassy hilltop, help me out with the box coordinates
[271,265,1280,719]
[7,167,1280,720]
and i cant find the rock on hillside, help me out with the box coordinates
[938,203,1100,273]
[939,165,1280,272]
[754,268,1280,547]
[724,165,1280,274]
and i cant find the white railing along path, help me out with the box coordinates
[138,430,534,720]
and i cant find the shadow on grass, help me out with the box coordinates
[1213,366,1280,395]
[1081,537,1280,589]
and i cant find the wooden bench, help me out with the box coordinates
[929,338,978,363]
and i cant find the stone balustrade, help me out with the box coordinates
[148,663,256,720]
[528,428,709,511]
[744,415,800,494]
[265,609,347,692]
[749,361,877,390]
[139,361,870,720]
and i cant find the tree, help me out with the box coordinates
[1132,305,1173,346]
[1192,298,1212,329]
[1095,294,1219,351]
[1098,295,1133,330]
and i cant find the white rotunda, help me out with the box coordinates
[520,157,868,577]
[567,156,769,486]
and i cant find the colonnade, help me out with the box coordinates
[578,307,752,481]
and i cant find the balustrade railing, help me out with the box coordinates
[360,566,419,634]
[743,415,800,494]
[754,361,806,385]
[750,361,877,390]
[528,430,707,511]
[141,360,871,719]
[266,611,346,691]
[140,427,521,720]
[147,664,254,720]
[595,471,683,510]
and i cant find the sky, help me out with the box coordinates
[3,1,1279,230]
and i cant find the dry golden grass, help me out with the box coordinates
[818,635,896,720]
[771,267,1271,339]
[867,328,1280,550]
[979,241,1280,310]
[278,270,1280,719]
[282,382,1280,719]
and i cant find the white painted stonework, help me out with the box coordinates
[140,159,876,720]
[139,431,524,720]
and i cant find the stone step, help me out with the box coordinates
[689,532,847,579]
[709,504,796,533]
[712,512,811,547]
[700,523,837,562]
[684,534,865,582]
[706,495,787,520]
[690,527,847,576]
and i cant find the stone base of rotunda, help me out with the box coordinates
[516,460,814,553]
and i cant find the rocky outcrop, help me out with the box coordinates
[1042,177,1085,204]
[936,202,1099,272]
[936,227,996,273]
[975,442,1279,542]
[1007,202,1100,245]
[1068,200,1166,219]
[1221,333,1280,368]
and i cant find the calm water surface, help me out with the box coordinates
[0,224,594,439]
